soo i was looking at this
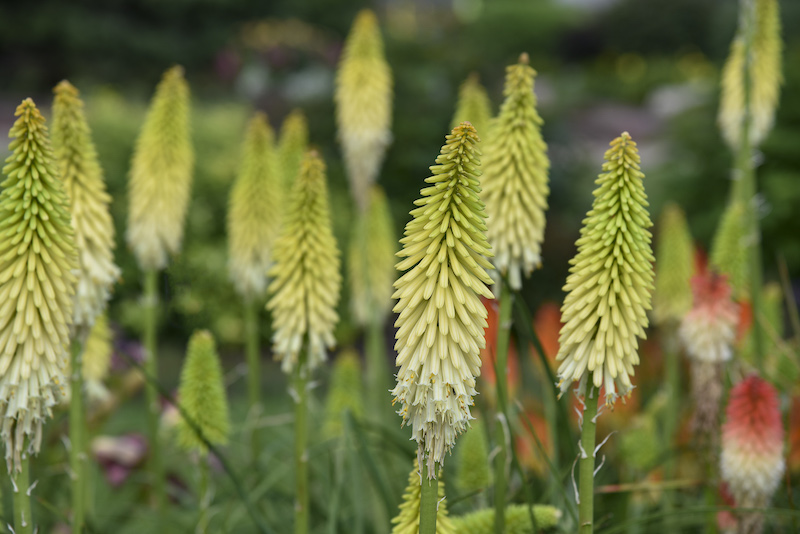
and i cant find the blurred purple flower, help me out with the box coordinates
[92,434,148,487]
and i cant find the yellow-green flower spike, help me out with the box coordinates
[126,66,194,271]
[322,350,364,440]
[392,123,494,478]
[227,112,283,297]
[555,132,654,406]
[278,109,309,190]
[349,185,396,325]
[267,150,341,373]
[82,313,113,402]
[481,53,550,290]
[456,418,490,493]
[176,330,230,455]
[741,282,783,365]
[391,458,455,534]
[652,202,694,325]
[51,80,120,330]
[0,99,79,471]
[718,0,782,148]
[335,9,393,211]
[450,73,492,137]
[710,201,749,299]
[451,504,562,533]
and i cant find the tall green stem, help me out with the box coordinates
[143,269,165,512]
[579,384,598,534]
[13,451,33,534]
[70,339,86,533]
[661,324,680,531]
[419,474,438,534]
[735,0,766,370]
[493,282,513,534]
[294,351,310,534]
[244,297,261,461]
[198,457,209,534]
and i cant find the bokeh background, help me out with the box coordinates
[2,0,799,347]
[0,2,799,530]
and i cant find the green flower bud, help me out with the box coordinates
[278,109,309,191]
[322,350,364,440]
[451,504,562,533]
[176,330,230,455]
[456,418,490,493]
[450,73,492,137]
[652,203,694,325]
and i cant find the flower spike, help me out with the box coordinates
[718,0,782,148]
[0,99,79,471]
[481,53,550,290]
[51,80,120,330]
[335,9,393,211]
[555,132,654,406]
[126,66,194,271]
[227,112,283,297]
[349,185,396,325]
[267,150,341,373]
[392,122,494,478]
[652,202,694,325]
[450,73,492,137]
[278,109,309,190]
[176,330,230,455]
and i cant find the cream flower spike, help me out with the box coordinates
[51,81,120,331]
[126,66,193,271]
[81,314,113,402]
[392,122,494,478]
[0,99,79,471]
[267,150,341,373]
[227,112,283,297]
[335,9,393,211]
[555,132,654,407]
[278,109,309,190]
[481,53,550,290]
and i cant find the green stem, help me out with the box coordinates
[294,351,309,534]
[579,384,599,534]
[70,339,86,534]
[661,324,680,532]
[244,298,261,462]
[366,320,389,419]
[13,451,33,534]
[198,456,209,534]
[735,0,766,371]
[493,282,513,534]
[419,474,438,534]
[143,269,165,512]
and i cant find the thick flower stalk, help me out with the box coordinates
[450,73,492,136]
[392,123,494,478]
[126,65,193,271]
[451,504,562,533]
[680,272,739,440]
[555,132,654,406]
[81,314,113,402]
[481,53,550,291]
[267,150,341,373]
[721,375,784,534]
[322,350,364,440]
[227,112,283,297]
[335,9,393,211]
[718,0,782,149]
[0,99,79,472]
[349,185,396,326]
[278,109,309,190]
[51,81,119,330]
[176,330,230,455]
[710,201,749,299]
[391,459,455,534]
[652,202,694,326]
